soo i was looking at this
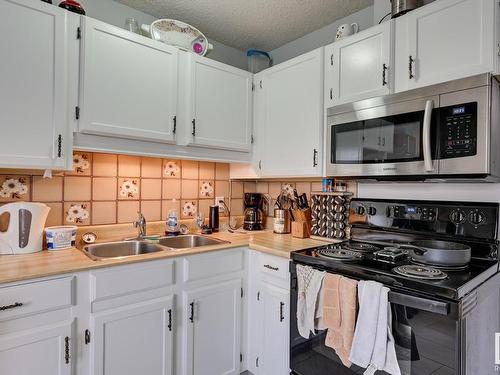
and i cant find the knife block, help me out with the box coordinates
[292,208,312,238]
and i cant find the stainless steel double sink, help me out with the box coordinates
[82,235,230,261]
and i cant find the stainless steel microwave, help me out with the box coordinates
[326,74,500,181]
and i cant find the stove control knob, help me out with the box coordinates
[469,210,486,226]
[356,205,366,215]
[368,206,377,216]
[449,209,466,224]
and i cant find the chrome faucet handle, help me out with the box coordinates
[133,211,147,238]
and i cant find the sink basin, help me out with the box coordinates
[82,240,170,260]
[158,235,229,249]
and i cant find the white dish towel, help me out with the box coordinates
[296,264,326,338]
[349,280,401,375]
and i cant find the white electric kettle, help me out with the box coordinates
[0,202,50,255]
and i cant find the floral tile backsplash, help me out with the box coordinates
[0,151,355,228]
[0,152,232,227]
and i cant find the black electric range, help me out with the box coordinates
[290,198,500,375]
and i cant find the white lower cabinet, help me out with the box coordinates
[183,279,242,375]
[248,250,290,375]
[0,321,73,375]
[92,296,174,375]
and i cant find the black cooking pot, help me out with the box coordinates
[403,240,471,267]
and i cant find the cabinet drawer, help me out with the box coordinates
[91,259,174,302]
[0,276,74,320]
[258,253,289,283]
[183,248,244,283]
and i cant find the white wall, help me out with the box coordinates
[81,0,247,69]
[358,182,500,204]
[269,6,374,65]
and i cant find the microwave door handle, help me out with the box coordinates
[423,99,435,172]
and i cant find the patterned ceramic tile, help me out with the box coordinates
[118,178,140,200]
[32,176,63,202]
[0,176,30,202]
[64,202,91,225]
[199,181,214,198]
[92,153,117,176]
[68,152,91,176]
[163,160,181,178]
[181,200,198,218]
[64,177,91,202]
[92,201,117,225]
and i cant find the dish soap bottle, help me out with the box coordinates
[165,199,179,236]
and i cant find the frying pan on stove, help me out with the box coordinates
[401,240,471,267]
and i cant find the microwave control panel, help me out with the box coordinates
[439,102,477,159]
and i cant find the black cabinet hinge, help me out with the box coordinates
[76,27,81,40]
[84,329,91,345]
[57,134,62,157]
[240,353,243,363]
[257,291,260,301]
[191,119,196,136]
[75,106,80,120]
[241,287,244,298]
[251,135,254,144]
[173,116,177,134]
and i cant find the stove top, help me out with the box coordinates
[292,243,498,300]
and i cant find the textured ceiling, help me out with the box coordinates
[116,0,373,51]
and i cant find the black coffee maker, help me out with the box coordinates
[243,193,264,231]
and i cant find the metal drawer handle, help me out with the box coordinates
[189,301,195,323]
[264,264,279,271]
[64,336,70,364]
[0,302,23,311]
[168,309,172,331]
[280,302,285,322]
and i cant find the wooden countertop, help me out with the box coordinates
[0,231,330,285]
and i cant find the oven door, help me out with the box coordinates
[326,96,439,178]
[290,264,460,375]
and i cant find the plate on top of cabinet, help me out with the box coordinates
[148,19,213,56]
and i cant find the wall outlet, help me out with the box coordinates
[215,196,225,212]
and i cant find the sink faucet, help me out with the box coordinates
[133,212,147,240]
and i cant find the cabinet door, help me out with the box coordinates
[0,321,72,375]
[184,54,252,152]
[79,17,178,143]
[327,21,392,106]
[0,0,71,169]
[395,0,495,92]
[260,49,324,177]
[183,279,241,375]
[92,296,174,375]
[259,283,289,375]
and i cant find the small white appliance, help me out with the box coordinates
[0,202,50,255]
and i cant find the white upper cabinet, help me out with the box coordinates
[258,48,324,177]
[395,0,498,92]
[325,21,393,107]
[183,279,242,375]
[79,17,178,143]
[181,53,252,152]
[0,0,73,170]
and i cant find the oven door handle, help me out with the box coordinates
[423,99,435,172]
[389,291,449,315]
